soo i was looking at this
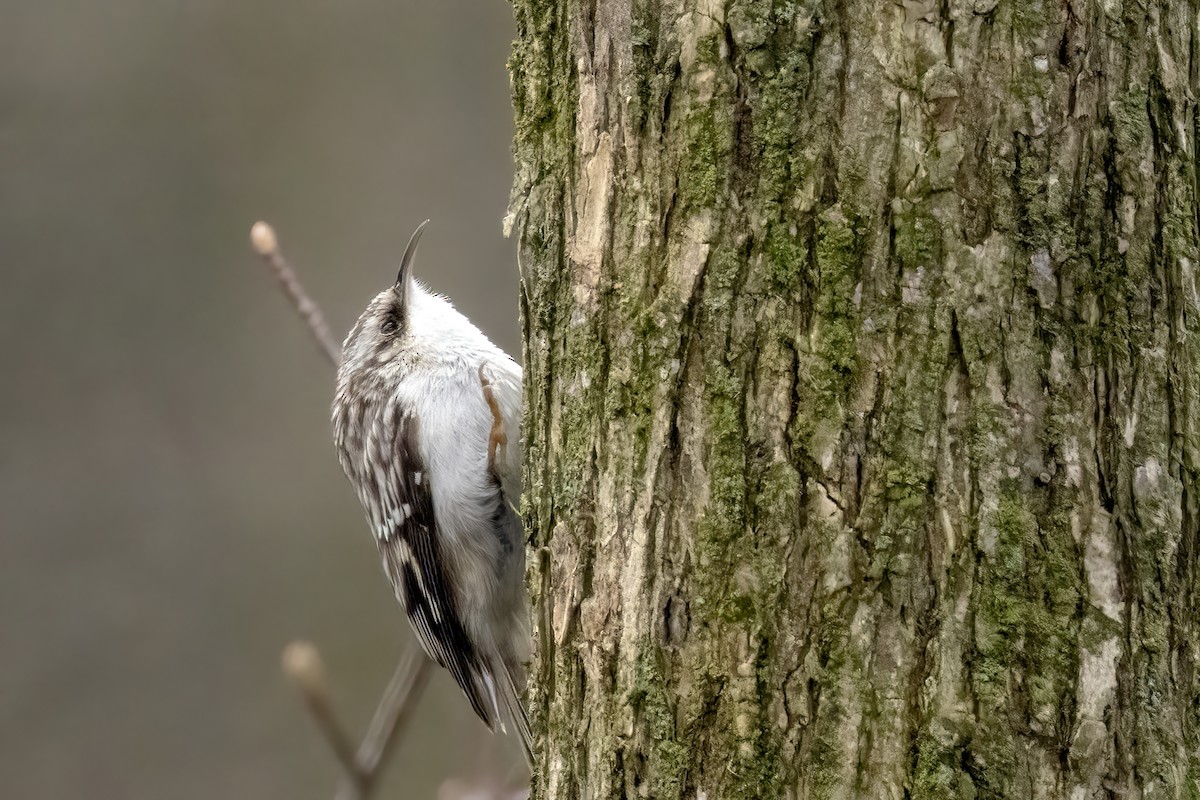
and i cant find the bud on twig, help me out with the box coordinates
[250,221,278,256]
[281,640,326,695]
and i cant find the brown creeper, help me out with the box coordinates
[331,221,530,763]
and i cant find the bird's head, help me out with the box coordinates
[337,219,431,381]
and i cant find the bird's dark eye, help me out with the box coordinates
[380,317,399,335]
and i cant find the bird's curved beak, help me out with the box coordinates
[394,219,431,303]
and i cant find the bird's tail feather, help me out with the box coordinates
[497,665,533,768]
[477,659,532,768]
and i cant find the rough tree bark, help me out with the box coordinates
[508,1,1200,798]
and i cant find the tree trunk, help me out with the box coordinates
[508,1,1200,798]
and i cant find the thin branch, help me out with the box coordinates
[334,648,434,800]
[250,221,342,366]
[282,642,368,792]
[283,641,433,799]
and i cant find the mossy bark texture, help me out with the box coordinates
[508,1,1200,798]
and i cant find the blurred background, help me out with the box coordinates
[0,2,520,798]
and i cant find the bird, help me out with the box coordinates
[331,220,531,764]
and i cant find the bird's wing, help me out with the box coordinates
[369,407,501,729]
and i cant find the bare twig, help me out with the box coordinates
[334,648,434,800]
[250,221,342,366]
[283,640,434,799]
[282,642,367,791]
